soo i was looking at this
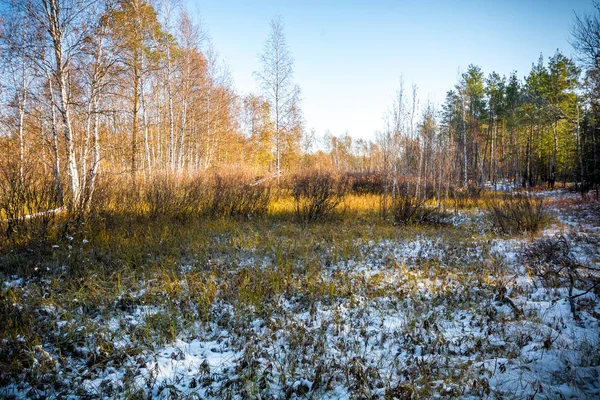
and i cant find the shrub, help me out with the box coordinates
[448,185,485,211]
[390,193,442,225]
[88,173,140,217]
[0,159,61,238]
[347,171,385,195]
[99,171,269,220]
[522,235,579,288]
[145,173,187,219]
[181,174,212,215]
[141,173,209,219]
[292,169,350,221]
[522,235,600,317]
[486,193,545,234]
[208,171,271,217]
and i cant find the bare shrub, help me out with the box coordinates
[145,173,187,219]
[448,185,484,211]
[88,173,143,218]
[88,174,126,214]
[467,185,484,198]
[143,173,211,219]
[292,169,350,221]
[522,235,600,317]
[208,171,271,217]
[391,193,443,225]
[181,175,211,216]
[450,188,470,211]
[0,160,61,238]
[486,193,545,234]
[347,171,385,195]
[523,236,577,287]
[95,171,268,220]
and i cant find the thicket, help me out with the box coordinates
[0,166,558,237]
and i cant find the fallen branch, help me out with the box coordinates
[570,279,600,300]
[501,295,523,317]
[496,284,523,317]
[250,173,281,186]
[1,207,64,223]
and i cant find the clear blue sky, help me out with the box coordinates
[186,0,594,141]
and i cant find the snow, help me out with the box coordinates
[81,338,239,398]
[2,189,599,399]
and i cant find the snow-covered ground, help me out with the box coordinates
[1,190,599,399]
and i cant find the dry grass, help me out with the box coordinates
[2,170,597,399]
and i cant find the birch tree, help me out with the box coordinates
[19,0,96,209]
[0,14,34,181]
[255,15,301,178]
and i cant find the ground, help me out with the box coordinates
[1,190,599,399]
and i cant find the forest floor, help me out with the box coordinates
[1,190,600,399]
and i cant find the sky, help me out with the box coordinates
[185,0,595,141]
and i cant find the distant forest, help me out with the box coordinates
[1,0,599,212]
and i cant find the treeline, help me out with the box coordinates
[323,51,598,198]
[1,0,599,217]
[0,0,303,212]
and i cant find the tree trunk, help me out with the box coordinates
[131,60,139,188]
[550,121,558,190]
[178,100,188,171]
[140,60,151,180]
[462,96,468,189]
[44,0,80,208]
[56,59,80,208]
[85,97,101,211]
[17,93,26,182]
[576,103,584,194]
[48,76,64,206]
[166,45,175,170]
